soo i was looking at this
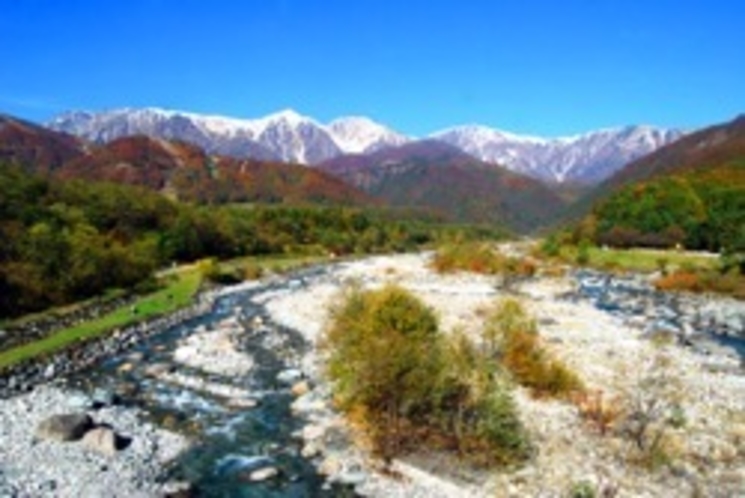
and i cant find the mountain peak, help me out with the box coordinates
[327,116,409,154]
[260,108,312,126]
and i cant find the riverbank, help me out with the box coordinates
[0,385,189,497]
[262,253,745,497]
[0,252,743,497]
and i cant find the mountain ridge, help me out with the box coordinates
[318,140,567,232]
[48,107,683,184]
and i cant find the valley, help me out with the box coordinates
[1,107,743,498]
[2,1,742,496]
[0,248,743,496]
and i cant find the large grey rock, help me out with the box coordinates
[35,413,94,442]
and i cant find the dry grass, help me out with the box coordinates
[484,299,584,399]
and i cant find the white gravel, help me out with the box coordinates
[263,252,745,498]
[0,385,188,498]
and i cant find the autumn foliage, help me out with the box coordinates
[323,285,531,466]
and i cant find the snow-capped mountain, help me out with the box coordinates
[431,125,683,183]
[327,116,409,153]
[48,108,407,165]
[48,107,683,183]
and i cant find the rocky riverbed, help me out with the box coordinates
[0,252,743,497]
[0,385,189,497]
[262,253,745,497]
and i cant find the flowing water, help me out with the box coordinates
[56,263,744,497]
[569,268,745,358]
[64,267,356,497]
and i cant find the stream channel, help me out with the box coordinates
[64,266,356,498]
[56,263,744,497]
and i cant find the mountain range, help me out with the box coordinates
[1,113,562,231]
[318,140,566,231]
[0,113,372,207]
[48,108,683,184]
[3,110,743,238]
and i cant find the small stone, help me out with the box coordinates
[277,368,303,386]
[335,470,367,486]
[161,480,197,498]
[43,363,56,379]
[91,388,118,408]
[319,456,342,476]
[302,424,326,441]
[144,362,172,377]
[291,381,311,397]
[227,397,259,409]
[301,442,321,458]
[128,351,145,362]
[249,466,279,482]
[66,393,93,411]
[118,362,134,373]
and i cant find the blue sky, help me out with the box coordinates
[0,0,743,137]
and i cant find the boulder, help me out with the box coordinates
[82,426,125,456]
[35,413,94,442]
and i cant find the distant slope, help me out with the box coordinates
[578,115,745,250]
[0,115,373,207]
[56,135,374,206]
[319,141,566,232]
[0,114,86,173]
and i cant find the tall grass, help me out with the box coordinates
[0,268,202,370]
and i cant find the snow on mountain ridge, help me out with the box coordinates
[431,124,684,183]
[328,116,410,153]
[47,107,683,183]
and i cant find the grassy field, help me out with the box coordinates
[0,267,202,370]
[218,253,336,278]
[557,245,719,273]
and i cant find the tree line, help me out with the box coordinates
[0,164,491,318]
[585,163,745,262]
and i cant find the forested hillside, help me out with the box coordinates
[319,141,567,231]
[578,115,745,256]
[0,165,464,318]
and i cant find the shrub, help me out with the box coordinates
[568,480,596,498]
[197,258,220,281]
[323,285,531,465]
[540,235,561,258]
[243,262,263,280]
[432,243,537,285]
[653,271,702,292]
[576,239,591,266]
[432,242,504,274]
[615,354,685,469]
[483,299,584,398]
[573,389,621,435]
